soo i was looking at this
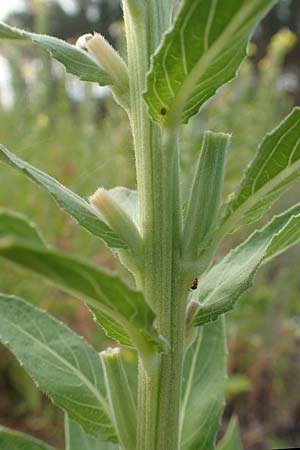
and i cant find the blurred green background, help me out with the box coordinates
[0,1,299,449]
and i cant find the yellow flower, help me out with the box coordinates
[270,29,297,53]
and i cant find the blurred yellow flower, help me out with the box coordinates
[270,28,297,53]
[36,114,49,128]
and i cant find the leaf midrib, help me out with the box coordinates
[0,23,112,84]
[0,311,110,417]
[1,238,161,355]
[250,119,300,194]
[198,231,275,309]
[216,157,300,242]
[0,239,135,327]
[166,0,275,125]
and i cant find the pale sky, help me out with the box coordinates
[0,0,26,20]
[0,0,76,20]
[0,0,107,107]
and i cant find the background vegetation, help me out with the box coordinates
[0,1,299,449]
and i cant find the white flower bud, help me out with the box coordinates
[90,188,142,258]
[77,32,129,93]
[75,33,93,51]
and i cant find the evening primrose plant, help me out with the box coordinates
[0,1,299,450]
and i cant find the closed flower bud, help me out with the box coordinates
[77,32,129,93]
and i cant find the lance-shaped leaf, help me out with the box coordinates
[0,22,113,86]
[65,415,118,450]
[0,144,126,249]
[220,108,300,234]
[183,131,230,260]
[193,204,300,327]
[0,209,134,349]
[0,245,162,355]
[0,295,117,442]
[0,426,56,450]
[145,0,276,125]
[180,319,227,450]
[0,213,163,355]
[216,417,243,450]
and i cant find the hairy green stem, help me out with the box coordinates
[123,2,185,449]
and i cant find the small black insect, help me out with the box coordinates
[160,107,167,116]
[190,277,198,291]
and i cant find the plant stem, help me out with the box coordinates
[123,2,186,449]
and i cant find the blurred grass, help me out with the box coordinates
[0,45,135,301]
[0,27,299,450]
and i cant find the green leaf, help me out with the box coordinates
[0,22,113,86]
[91,309,133,348]
[264,210,300,263]
[216,417,243,450]
[193,204,300,327]
[221,108,300,233]
[0,426,56,450]
[0,216,163,355]
[65,415,118,450]
[0,209,135,349]
[145,0,276,125]
[0,144,127,249]
[183,131,230,260]
[0,295,117,443]
[0,209,44,245]
[180,319,227,450]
